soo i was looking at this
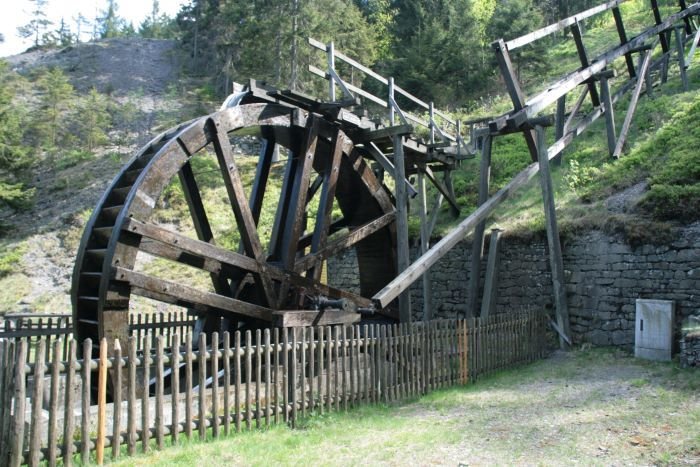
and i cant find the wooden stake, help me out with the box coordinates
[96,338,108,465]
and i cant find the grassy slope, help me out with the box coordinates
[108,349,700,466]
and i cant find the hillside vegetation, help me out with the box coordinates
[0,0,698,313]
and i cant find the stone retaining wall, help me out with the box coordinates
[328,222,700,348]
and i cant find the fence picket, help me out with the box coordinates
[171,333,181,443]
[235,331,242,432]
[318,326,325,414]
[141,336,151,452]
[155,335,165,450]
[198,333,207,440]
[290,329,298,427]
[255,329,262,429]
[223,332,230,436]
[127,337,137,456]
[185,332,193,440]
[112,339,123,459]
[211,332,220,438]
[299,328,306,419]
[264,329,271,426]
[273,328,280,424]
[245,330,252,430]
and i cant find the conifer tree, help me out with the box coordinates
[17,0,53,48]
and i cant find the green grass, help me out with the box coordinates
[106,348,700,466]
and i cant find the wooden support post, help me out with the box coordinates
[570,21,601,106]
[685,25,700,68]
[675,26,689,91]
[394,133,412,323]
[535,127,571,350]
[679,0,693,34]
[613,50,652,159]
[467,135,492,317]
[613,6,637,78]
[480,229,502,320]
[418,171,432,321]
[554,95,566,165]
[600,74,617,156]
[492,39,539,161]
[327,41,336,101]
[651,0,671,53]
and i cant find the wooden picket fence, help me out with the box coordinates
[0,311,548,466]
[0,311,195,366]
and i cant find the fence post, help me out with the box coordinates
[96,338,108,465]
[8,339,27,467]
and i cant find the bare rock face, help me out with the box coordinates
[6,38,181,96]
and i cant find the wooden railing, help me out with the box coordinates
[0,312,548,466]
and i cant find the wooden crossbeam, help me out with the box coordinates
[613,50,652,159]
[113,267,274,321]
[421,165,460,217]
[273,310,361,328]
[122,218,372,308]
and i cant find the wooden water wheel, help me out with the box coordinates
[71,85,403,345]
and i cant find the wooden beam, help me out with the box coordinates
[506,0,630,50]
[273,310,361,328]
[613,50,652,159]
[373,151,543,309]
[421,165,460,217]
[535,127,571,350]
[355,125,414,143]
[600,74,617,156]
[308,130,345,281]
[613,6,637,78]
[294,211,396,273]
[417,171,432,321]
[393,133,412,323]
[510,4,700,123]
[480,229,502,320]
[209,116,277,307]
[124,217,373,309]
[675,26,689,91]
[113,267,273,321]
[571,20,601,107]
[651,0,671,53]
[467,134,492,318]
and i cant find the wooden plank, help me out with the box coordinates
[234,332,242,432]
[171,333,181,442]
[341,325,348,411]
[184,333,194,439]
[511,6,700,123]
[198,333,207,440]
[394,133,412,322]
[349,326,355,407]
[506,0,629,50]
[675,27,689,91]
[115,267,273,321]
[308,327,315,413]
[467,134,492,318]
[141,335,151,451]
[255,329,262,429]
[536,126,572,349]
[294,212,396,274]
[290,330,298,426]
[264,329,271,426]
[318,326,325,414]
[48,339,61,465]
[651,0,670,52]
[422,165,460,216]
[211,332,220,437]
[600,75,617,156]
[63,339,77,466]
[334,326,341,412]
[326,326,332,412]
[8,339,27,467]
[96,338,108,465]
[155,336,165,449]
[29,338,46,467]
[570,21,601,106]
[613,50,652,159]
[308,130,346,281]
[221,332,230,434]
[282,330,289,423]
[374,144,543,309]
[245,331,252,430]
[300,328,306,419]
[112,339,123,459]
[273,328,280,424]
[363,324,370,403]
[273,310,361,328]
[209,118,277,307]
[480,229,502,320]
[613,6,637,77]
